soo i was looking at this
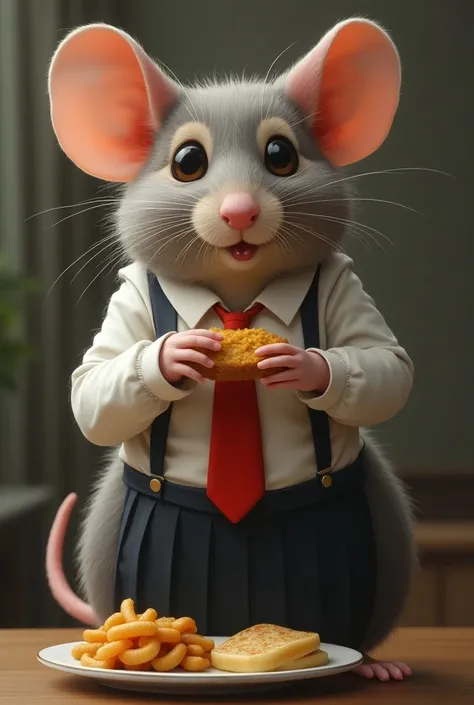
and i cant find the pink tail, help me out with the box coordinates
[46,492,98,626]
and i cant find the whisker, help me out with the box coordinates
[275,164,455,216]
[286,215,373,254]
[45,232,120,296]
[284,220,344,254]
[68,216,193,298]
[38,196,192,231]
[70,239,122,284]
[30,186,202,225]
[71,220,188,287]
[288,110,319,129]
[279,222,346,256]
[150,227,195,256]
[26,197,121,221]
[284,166,455,201]
[278,224,317,253]
[141,226,197,271]
[196,236,210,270]
[75,250,128,306]
[308,212,393,251]
[283,197,423,216]
[175,234,201,266]
[275,166,314,198]
[122,215,191,232]
[155,57,201,123]
[265,225,291,255]
[260,40,297,122]
[141,181,203,203]
[276,224,302,254]
[47,202,120,229]
[121,225,193,263]
[286,210,394,244]
[196,235,213,267]
[119,215,191,234]
[120,204,198,215]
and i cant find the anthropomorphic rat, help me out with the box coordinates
[45,18,416,681]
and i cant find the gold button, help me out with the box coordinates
[321,474,332,488]
[149,478,162,493]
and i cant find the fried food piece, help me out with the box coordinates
[103,612,125,631]
[181,656,211,672]
[123,662,152,671]
[139,608,158,622]
[151,643,187,672]
[190,328,288,381]
[83,629,108,643]
[172,617,198,634]
[71,642,101,660]
[180,634,215,651]
[155,627,182,643]
[107,621,158,641]
[118,638,161,666]
[95,639,133,660]
[156,616,175,625]
[120,597,138,623]
[186,644,206,657]
[80,653,117,669]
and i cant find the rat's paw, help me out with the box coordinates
[352,655,412,681]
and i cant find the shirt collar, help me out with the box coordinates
[156,268,317,330]
[253,268,316,326]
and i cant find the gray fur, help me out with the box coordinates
[75,449,125,624]
[360,430,417,652]
[117,79,351,287]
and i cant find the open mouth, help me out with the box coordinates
[227,243,258,262]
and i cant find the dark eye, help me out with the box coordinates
[171,141,208,182]
[264,136,299,177]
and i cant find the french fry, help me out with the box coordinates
[73,598,213,672]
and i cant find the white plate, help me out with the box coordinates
[37,638,362,695]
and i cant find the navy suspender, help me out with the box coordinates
[299,266,332,472]
[146,271,176,477]
[147,270,177,335]
[146,265,332,477]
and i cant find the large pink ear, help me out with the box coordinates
[281,19,401,166]
[48,23,180,182]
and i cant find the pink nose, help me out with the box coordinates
[220,193,259,231]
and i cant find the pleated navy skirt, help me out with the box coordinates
[114,453,376,650]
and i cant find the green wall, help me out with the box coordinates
[119,0,473,473]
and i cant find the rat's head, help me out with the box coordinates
[48,19,400,288]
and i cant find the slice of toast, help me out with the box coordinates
[274,649,329,671]
[210,624,320,673]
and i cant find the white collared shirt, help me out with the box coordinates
[70,252,414,489]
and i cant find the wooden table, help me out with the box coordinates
[0,628,473,704]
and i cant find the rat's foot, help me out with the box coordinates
[352,654,412,681]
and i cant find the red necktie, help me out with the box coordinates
[207,303,265,523]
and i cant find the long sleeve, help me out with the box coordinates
[71,273,195,447]
[298,260,414,427]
